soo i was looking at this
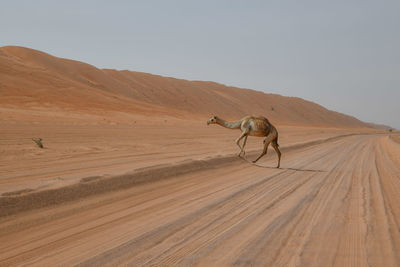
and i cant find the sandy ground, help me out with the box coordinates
[0,111,372,195]
[1,115,399,266]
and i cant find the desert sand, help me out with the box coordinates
[0,47,399,266]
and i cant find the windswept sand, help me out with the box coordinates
[1,46,398,266]
[1,132,399,266]
[1,46,374,128]
[0,108,374,196]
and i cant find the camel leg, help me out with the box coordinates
[271,140,281,168]
[235,131,248,156]
[253,134,274,163]
[241,135,248,156]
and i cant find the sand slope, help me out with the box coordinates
[1,46,369,127]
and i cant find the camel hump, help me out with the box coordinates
[254,116,270,124]
[241,115,252,121]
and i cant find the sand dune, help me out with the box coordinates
[1,46,370,127]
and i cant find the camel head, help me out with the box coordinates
[207,116,217,125]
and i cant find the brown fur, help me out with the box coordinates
[207,115,281,168]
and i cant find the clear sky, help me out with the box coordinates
[1,0,399,128]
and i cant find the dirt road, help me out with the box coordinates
[1,134,399,266]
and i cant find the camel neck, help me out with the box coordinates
[216,118,242,129]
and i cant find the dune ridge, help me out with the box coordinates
[1,45,373,127]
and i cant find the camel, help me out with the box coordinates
[207,115,281,168]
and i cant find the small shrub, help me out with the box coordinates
[32,138,44,148]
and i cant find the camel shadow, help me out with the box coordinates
[239,156,326,173]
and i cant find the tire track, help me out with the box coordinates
[1,134,399,266]
[83,137,357,266]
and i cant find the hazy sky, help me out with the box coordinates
[1,0,399,128]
